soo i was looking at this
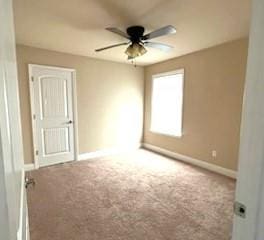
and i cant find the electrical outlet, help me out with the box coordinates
[212,150,217,158]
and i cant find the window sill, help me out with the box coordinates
[149,130,183,139]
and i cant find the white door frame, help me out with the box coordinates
[28,64,79,168]
[232,0,264,239]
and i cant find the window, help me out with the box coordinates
[150,69,184,137]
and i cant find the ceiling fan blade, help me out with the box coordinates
[95,42,128,52]
[144,42,173,52]
[142,25,176,40]
[106,27,130,39]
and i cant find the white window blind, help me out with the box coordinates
[150,69,184,137]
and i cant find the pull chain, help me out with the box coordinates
[131,58,137,67]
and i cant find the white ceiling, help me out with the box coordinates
[13,0,252,66]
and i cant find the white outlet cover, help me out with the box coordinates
[212,150,217,157]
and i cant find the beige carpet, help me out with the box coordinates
[27,149,235,240]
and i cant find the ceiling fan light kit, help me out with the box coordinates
[125,42,147,59]
[95,25,176,61]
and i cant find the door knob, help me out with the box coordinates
[68,120,73,124]
[25,177,36,189]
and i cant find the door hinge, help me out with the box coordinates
[33,114,36,120]
[35,150,39,156]
[234,201,246,218]
[31,76,34,82]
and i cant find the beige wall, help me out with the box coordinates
[144,39,248,171]
[17,39,248,170]
[16,45,144,164]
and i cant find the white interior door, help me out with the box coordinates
[30,65,76,167]
[0,0,28,239]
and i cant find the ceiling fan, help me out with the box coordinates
[95,25,176,60]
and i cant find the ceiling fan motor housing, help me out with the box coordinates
[126,26,145,43]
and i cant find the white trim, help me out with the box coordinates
[28,64,75,72]
[17,170,26,240]
[149,130,183,139]
[17,170,25,240]
[23,164,35,172]
[78,143,142,161]
[143,143,237,179]
[17,170,30,240]
[72,70,79,161]
[28,64,78,167]
[152,68,184,78]
[28,65,39,168]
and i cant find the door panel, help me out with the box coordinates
[43,127,70,155]
[40,77,69,119]
[30,66,75,167]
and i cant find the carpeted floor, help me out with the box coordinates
[27,149,235,240]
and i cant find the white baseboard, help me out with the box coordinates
[78,143,142,161]
[143,143,237,179]
[24,163,35,172]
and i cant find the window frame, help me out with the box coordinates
[150,68,185,138]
